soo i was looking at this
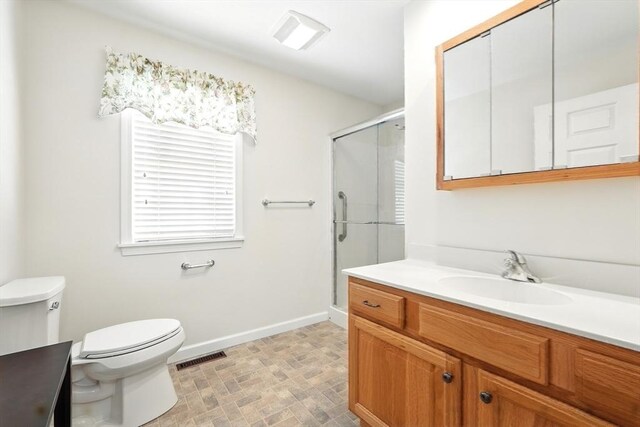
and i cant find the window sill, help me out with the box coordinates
[118,237,244,256]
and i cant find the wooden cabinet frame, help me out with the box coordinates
[435,0,640,190]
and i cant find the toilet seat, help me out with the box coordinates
[71,326,185,381]
[79,319,181,359]
[71,319,185,427]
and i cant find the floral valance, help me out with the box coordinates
[98,47,257,142]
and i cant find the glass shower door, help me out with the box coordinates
[333,117,405,310]
[333,126,379,309]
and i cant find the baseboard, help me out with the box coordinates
[168,311,329,364]
[328,306,347,329]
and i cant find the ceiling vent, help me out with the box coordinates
[272,10,330,50]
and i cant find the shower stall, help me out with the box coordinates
[331,109,405,319]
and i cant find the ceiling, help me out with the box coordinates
[67,0,407,106]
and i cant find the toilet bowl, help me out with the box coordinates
[0,277,185,426]
[71,319,185,427]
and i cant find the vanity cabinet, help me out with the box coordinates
[348,277,640,427]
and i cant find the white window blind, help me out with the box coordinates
[130,111,236,242]
[394,160,405,224]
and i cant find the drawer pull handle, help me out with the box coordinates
[442,372,454,383]
[363,300,381,308]
[479,391,493,404]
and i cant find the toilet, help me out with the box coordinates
[0,277,185,426]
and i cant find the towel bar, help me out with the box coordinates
[181,260,215,270]
[262,199,315,207]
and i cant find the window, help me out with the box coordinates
[394,160,405,225]
[119,109,243,255]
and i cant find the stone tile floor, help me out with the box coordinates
[144,321,360,427]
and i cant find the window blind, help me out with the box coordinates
[130,111,236,242]
[394,160,405,224]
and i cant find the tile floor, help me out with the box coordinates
[144,321,360,427]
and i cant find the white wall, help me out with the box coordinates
[405,1,640,295]
[21,1,381,348]
[383,100,404,111]
[0,0,25,284]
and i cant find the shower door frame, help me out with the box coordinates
[330,108,404,310]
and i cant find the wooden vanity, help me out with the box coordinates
[348,277,640,427]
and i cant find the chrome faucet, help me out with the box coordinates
[502,250,541,283]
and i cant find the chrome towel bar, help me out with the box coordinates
[334,220,405,226]
[181,259,215,270]
[262,199,315,207]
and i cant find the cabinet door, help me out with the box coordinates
[443,33,491,180]
[574,349,640,426]
[473,369,613,427]
[349,315,461,427]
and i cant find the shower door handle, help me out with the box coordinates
[338,191,347,242]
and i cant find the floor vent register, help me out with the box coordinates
[176,351,227,370]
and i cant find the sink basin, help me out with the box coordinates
[439,276,572,305]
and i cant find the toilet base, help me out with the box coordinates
[72,363,177,426]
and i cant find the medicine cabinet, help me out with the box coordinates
[436,0,639,190]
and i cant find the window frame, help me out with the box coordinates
[118,109,244,256]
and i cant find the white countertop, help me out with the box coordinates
[343,259,640,352]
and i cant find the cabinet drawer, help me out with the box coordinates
[419,304,549,384]
[349,282,405,328]
[575,349,640,426]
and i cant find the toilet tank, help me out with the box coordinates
[0,276,65,355]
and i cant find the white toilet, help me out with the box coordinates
[0,277,185,426]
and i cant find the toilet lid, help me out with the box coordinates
[79,319,181,359]
[0,276,65,307]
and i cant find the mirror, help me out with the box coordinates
[437,0,639,190]
[552,0,639,168]
[492,5,552,174]
[444,35,491,179]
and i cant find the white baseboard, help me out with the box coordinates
[168,311,329,364]
[328,306,347,329]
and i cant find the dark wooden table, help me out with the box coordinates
[0,341,72,427]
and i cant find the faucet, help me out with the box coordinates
[502,250,541,283]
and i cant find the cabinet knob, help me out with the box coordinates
[479,391,493,404]
[442,372,454,383]
[362,300,381,308]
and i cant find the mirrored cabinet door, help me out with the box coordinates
[553,0,639,169]
[492,4,552,174]
[444,34,491,179]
